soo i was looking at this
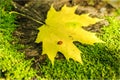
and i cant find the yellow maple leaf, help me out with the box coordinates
[35,5,104,65]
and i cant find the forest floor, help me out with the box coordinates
[0,0,120,79]
[12,0,118,66]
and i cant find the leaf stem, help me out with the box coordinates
[10,11,45,25]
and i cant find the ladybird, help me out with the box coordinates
[57,41,63,45]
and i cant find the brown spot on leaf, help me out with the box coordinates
[57,41,63,45]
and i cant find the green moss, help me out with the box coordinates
[0,0,37,79]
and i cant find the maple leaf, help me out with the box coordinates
[35,5,104,65]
